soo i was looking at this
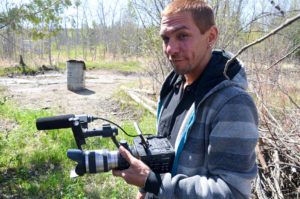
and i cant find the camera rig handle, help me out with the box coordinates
[68,117,120,150]
[84,124,120,148]
[69,117,86,150]
[36,114,120,150]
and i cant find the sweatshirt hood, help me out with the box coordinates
[160,49,248,101]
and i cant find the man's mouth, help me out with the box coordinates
[171,59,184,63]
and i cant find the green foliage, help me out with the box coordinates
[0,86,156,198]
[0,0,72,39]
[26,0,72,39]
[0,66,40,77]
[142,26,161,53]
[0,6,25,30]
[0,59,141,77]
[56,59,142,73]
[84,60,142,72]
[0,98,78,198]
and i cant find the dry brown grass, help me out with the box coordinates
[249,62,300,198]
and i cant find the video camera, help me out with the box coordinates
[36,114,174,176]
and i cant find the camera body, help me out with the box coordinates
[68,135,174,175]
[36,114,174,176]
[133,136,174,173]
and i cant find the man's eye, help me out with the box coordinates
[178,34,188,40]
[162,36,169,44]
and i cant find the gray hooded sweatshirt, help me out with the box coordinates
[144,50,258,199]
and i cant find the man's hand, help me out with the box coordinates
[112,146,151,188]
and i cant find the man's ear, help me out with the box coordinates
[207,25,218,47]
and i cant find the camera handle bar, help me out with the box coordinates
[68,116,120,150]
[69,116,149,151]
[36,114,149,150]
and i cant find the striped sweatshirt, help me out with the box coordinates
[146,50,258,199]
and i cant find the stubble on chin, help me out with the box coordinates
[171,62,193,75]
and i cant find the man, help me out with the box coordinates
[113,0,259,198]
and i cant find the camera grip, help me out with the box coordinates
[116,153,130,170]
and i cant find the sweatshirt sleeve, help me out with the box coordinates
[155,94,259,199]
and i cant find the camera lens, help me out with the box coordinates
[84,150,119,173]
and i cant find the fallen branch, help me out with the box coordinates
[256,144,269,173]
[124,90,157,115]
[272,150,284,199]
[255,174,268,199]
[121,86,156,95]
[138,93,157,107]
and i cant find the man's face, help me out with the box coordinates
[160,12,211,76]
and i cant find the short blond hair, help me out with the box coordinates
[162,0,215,34]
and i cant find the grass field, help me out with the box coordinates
[0,85,157,198]
[0,60,143,77]
[0,53,144,77]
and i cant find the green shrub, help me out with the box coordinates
[0,88,156,198]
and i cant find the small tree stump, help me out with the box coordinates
[19,55,26,73]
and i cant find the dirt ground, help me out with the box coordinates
[0,70,141,120]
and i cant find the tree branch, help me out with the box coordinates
[267,44,300,70]
[223,13,300,79]
[277,84,300,109]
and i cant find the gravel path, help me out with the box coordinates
[0,70,139,118]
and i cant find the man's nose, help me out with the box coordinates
[165,39,179,56]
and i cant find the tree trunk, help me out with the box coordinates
[48,37,52,66]
[19,55,26,73]
[65,17,70,59]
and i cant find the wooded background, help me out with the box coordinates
[1,0,299,198]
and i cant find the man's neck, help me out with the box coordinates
[184,52,212,86]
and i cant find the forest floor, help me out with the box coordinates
[0,69,143,129]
